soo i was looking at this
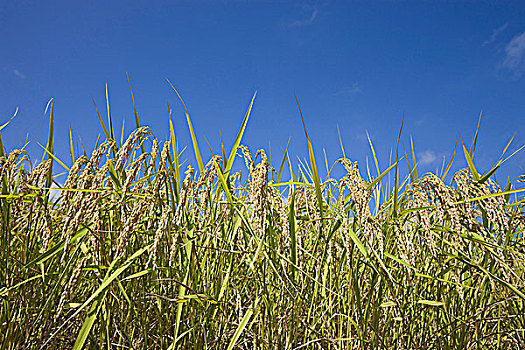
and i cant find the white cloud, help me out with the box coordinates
[2,67,26,79]
[289,9,318,28]
[335,82,361,96]
[499,31,525,78]
[482,23,508,47]
[12,69,25,79]
[418,150,437,166]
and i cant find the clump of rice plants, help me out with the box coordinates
[0,88,524,349]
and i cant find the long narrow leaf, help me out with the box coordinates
[227,297,259,350]
[295,95,323,219]
[0,107,18,132]
[460,135,480,181]
[127,73,146,156]
[167,79,204,173]
[393,113,404,217]
[168,105,181,194]
[225,91,256,174]
[106,83,115,142]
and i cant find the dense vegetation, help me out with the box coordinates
[1,86,524,349]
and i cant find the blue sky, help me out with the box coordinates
[1,0,524,184]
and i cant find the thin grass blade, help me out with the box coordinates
[225,91,256,174]
[295,95,323,219]
[227,297,259,350]
[167,79,204,173]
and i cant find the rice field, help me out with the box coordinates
[1,86,524,349]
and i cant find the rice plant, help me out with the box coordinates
[0,85,524,349]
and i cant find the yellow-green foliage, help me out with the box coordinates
[0,94,524,349]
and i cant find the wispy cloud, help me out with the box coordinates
[2,67,26,79]
[12,69,25,79]
[482,23,508,47]
[335,82,361,96]
[499,31,525,78]
[289,9,318,28]
[418,150,437,166]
